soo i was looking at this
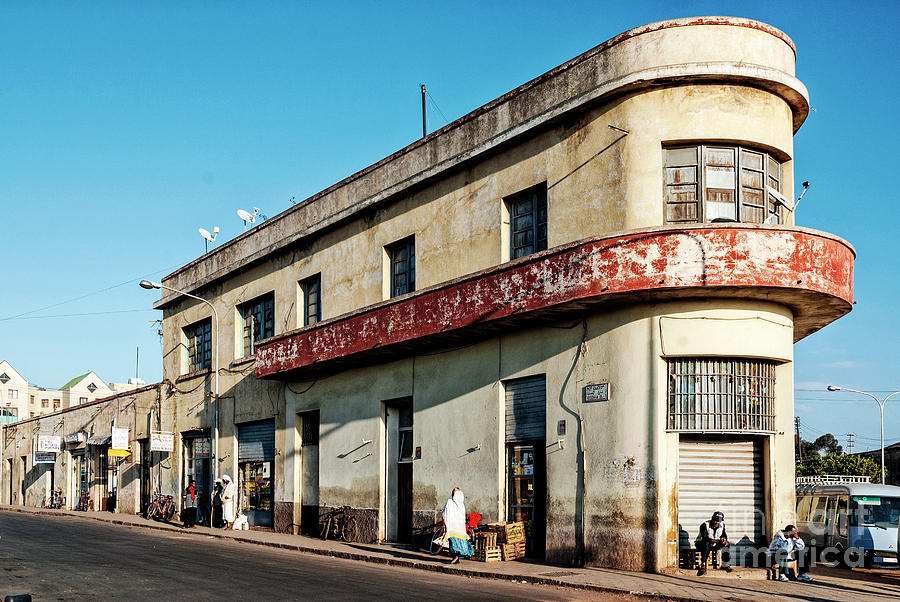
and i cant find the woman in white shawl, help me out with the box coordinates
[442,487,473,563]
[221,474,237,528]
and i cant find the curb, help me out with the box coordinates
[2,507,709,602]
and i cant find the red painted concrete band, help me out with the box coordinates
[255,226,853,378]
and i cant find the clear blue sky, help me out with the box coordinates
[1,2,898,450]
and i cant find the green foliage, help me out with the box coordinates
[796,452,882,484]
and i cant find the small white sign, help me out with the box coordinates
[583,383,610,403]
[34,451,55,464]
[37,435,62,453]
[150,431,174,452]
[112,426,130,451]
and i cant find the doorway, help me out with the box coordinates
[299,410,320,536]
[384,398,413,543]
[139,440,151,515]
[237,420,275,528]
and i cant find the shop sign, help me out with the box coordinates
[111,426,130,451]
[583,382,610,403]
[37,435,62,452]
[34,451,55,464]
[192,438,211,458]
[109,448,132,458]
[64,432,85,444]
[151,431,174,452]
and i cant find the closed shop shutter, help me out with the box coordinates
[238,419,275,462]
[505,375,546,442]
[678,439,764,554]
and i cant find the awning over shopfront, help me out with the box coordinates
[87,435,111,446]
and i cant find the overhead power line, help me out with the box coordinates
[1,309,155,321]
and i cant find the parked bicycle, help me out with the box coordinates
[145,493,176,522]
[320,505,357,542]
[42,488,65,509]
[429,512,481,554]
[75,490,92,512]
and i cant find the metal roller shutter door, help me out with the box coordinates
[238,419,275,462]
[505,375,546,442]
[678,440,764,553]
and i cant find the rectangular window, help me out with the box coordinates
[79,397,88,404]
[387,237,416,298]
[301,274,321,326]
[29,395,34,405]
[507,184,548,259]
[240,293,275,356]
[41,399,48,408]
[183,318,212,373]
[8,389,18,399]
[664,145,784,225]
[397,404,414,462]
[667,357,775,432]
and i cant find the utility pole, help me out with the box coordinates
[795,416,802,463]
[421,84,427,138]
[846,433,855,455]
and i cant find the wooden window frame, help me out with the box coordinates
[387,237,416,298]
[664,144,784,225]
[239,293,275,357]
[301,274,321,327]
[184,317,213,373]
[506,184,548,260]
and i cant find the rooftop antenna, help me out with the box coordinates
[198,226,219,253]
[421,83,427,138]
[237,207,266,231]
[793,181,811,213]
[764,180,810,224]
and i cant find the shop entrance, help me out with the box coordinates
[237,420,275,528]
[139,439,151,515]
[183,432,211,523]
[299,410,320,536]
[504,375,547,559]
[384,398,413,543]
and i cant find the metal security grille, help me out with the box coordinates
[238,419,276,462]
[678,439,764,554]
[667,358,775,433]
[505,375,546,442]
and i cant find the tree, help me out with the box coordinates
[797,433,843,460]
[796,452,882,484]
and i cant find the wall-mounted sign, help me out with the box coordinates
[37,435,62,452]
[64,433,85,444]
[150,431,174,452]
[415,446,422,460]
[192,438,211,459]
[109,448,132,458]
[583,383,610,403]
[34,451,55,464]
[111,426,130,451]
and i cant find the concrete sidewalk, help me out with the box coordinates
[3,505,898,601]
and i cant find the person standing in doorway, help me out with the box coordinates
[442,487,473,564]
[212,478,224,528]
[221,474,236,529]
[182,479,198,529]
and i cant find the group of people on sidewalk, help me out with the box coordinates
[180,474,237,530]
[694,510,813,583]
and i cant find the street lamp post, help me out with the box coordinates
[140,280,219,506]
[827,385,900,484]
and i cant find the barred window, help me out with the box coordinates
[184,318,212,373]
[667,358,775,432]
[664,145,784,225]
[239,293,275,356]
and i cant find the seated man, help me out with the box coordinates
[696,511,733,575]
[768,524,812,582]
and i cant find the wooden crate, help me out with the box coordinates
[473,546,502,563]
[474,531,497,550]
[487,521,525,544]
[500,540,526,561]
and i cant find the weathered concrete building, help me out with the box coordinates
[1,384,166,514]
[35,16,850,571]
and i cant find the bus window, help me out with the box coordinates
[796,495,812,522]
[851,496,900,529]
[810,496,828,526]
[836,496,848,537]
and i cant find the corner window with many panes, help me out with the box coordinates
[387,237,416,298]
[507,184,548,259]
[301,274,321,326]
[184,318,212,373]
[239,293,275,356]
[664,145,784,225]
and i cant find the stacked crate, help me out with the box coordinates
[473,531,500,562]
[487,521,526,561]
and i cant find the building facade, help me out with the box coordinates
[0,362,114,422]
[4,17,855,572]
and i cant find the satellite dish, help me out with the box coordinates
[237,207,262,231]
[198,226,219,252]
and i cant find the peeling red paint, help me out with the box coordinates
[255,226,853,378]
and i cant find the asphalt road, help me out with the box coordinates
[0,512,614,601]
